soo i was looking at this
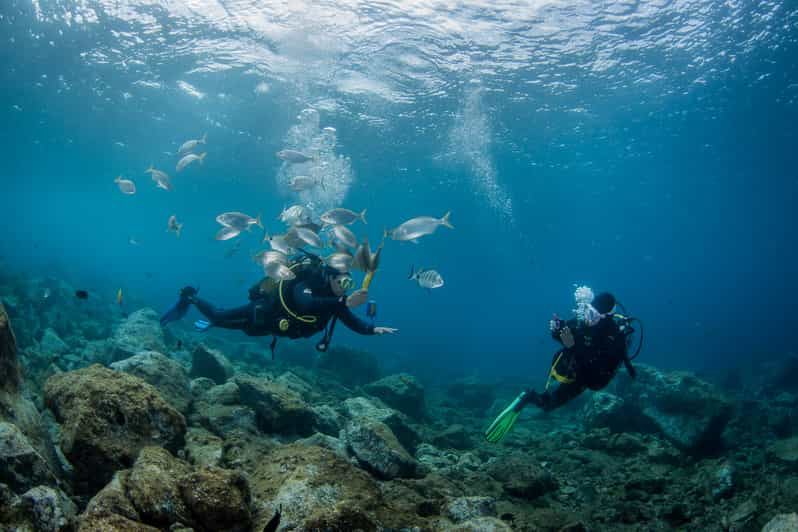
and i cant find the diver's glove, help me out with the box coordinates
[485,391,532,443]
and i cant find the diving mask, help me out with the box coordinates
[336,275,354,291]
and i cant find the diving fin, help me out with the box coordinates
[193,319,212,332]
[160,297,191,326]
[484,392,527,443]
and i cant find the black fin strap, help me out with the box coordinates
[270,336,278,360]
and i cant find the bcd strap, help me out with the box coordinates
[316,315,338,352]
[545,350,576,390]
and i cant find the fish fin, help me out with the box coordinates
[114,176,121,183]
[360,209,367,225]
[383,228,390,240]
[441,211,453,229]
[262,230,271,244]
[200,132,207,144]
[427,288,432,295]
[198,152,207,164]
[408,265,415,279]
[411,239,420,244]
[176,223,183,238]
[256,212,263,229]
[146,164,154,173]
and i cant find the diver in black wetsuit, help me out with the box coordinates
[160,256,397,352]
[485,292,641,443]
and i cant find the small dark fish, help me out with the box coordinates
[75,290,89,300]
[176,340,182,350]
[263,506,281,532]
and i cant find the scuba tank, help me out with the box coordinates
[366,300,377,322]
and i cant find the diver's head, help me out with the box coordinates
[329,272,354,296]
[592,292,616,315]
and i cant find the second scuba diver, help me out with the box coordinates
[485,289,641,443]
[160,253,397,355]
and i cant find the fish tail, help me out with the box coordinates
[146,164,154,173]
[408,265,415,280]
[360,208,368,225]
[256,212,263,229]
[176,223,183,238]
[114,175,121,183]
[198,152,207,164]
[200,132,207,144]
[261,230,270,244]
[441,211,454,229]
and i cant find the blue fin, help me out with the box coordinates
[193,319,212,332]
[160,298,190,326]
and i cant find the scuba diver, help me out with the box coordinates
[160,253,397,355]
[485,290,642,443]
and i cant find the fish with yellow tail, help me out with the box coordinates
[116,288,123,306]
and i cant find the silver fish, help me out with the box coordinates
[167,215,183,238]
[276,149,313,164]
[293,226,324,248]
[265,261,296,281]
[145,165,172,191]
[263,232,296,255]
[177,133,207,156]
[408,266,444,289]
[279,205,311,226]
[114,176,136,195]
[215,226,241,241]
[388,212,453,242]
[224,239,242,258]
[253,250,288,268]
[324,252,353,273]
[331,224,358,249]
[176,152,206,172]
[288,175,323,192]
[352,239,371,272]
[216,212,263,231]
[320,208,366,226]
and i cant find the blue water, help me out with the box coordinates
[1,0,796,382]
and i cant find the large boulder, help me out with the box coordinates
[364,373,426,419]
[445,496,498,523]
[487,453,558,500]
[189,381,258,437]
[234,374,315,435]
[0,421,58,492]
[249,443,382,530]
[763,513,798,532]
[20,485,78,532]
[342,396,421,452]
[582,391,628,431]
[614,365,732,454]
[79,446,251,531]
[0,301,20,393]
[190,344,234,384]
[44,365,186,495]
[343,418,420,480]
[110,351,191,413]
[107,309,166,363]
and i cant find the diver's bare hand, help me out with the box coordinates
[374,327,398,335]
[560,327,575,348]
[346,289,369,308]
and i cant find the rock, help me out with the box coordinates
[276,371,318,400]
[316,345,380,386]
[234,374,315,435]
[80,446,251,532]
[487,453,558,500]
[44,365,187,495]
[364,373,426,419]
[446,377,496,410]
[582,391,627,431]
[431,424,473,450]
[343,418,420,480]
[0,422,57,492]
[107,309,166,363]
[614,365,732,454]
[189,381,257,436]
[189,377,216,398]
[769,436,798,463]
[20,485,78,532]
[40,328,70,356]
[184,427,224,467]
[310,404,346,436]
[190,344,234,384]
[0,301,21,392]
[296,432,348,458]
[110,351,191,413]
[441,516,513,531]
[763,513,798,532]
[249,443,381,530]
[446,496,497,523]
[342,396,421,452]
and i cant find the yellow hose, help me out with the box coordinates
[362,270,375,291]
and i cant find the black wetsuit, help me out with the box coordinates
[530,316,633,412]
[192,280,374,337]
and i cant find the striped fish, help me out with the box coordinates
[408,266,444,290]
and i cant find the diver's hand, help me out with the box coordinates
[346,289,369,308]
[560,327,575,348]
[374,326,398,335]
